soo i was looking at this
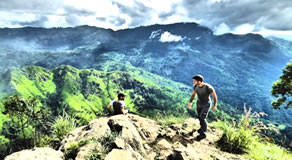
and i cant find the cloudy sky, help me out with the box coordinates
[0,0,292,40]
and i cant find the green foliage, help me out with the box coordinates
[213,105,291,159]
[97,61,192,111]
[0,107,6,132]
[86,145,105,160]
[85,132,120,160]
[155,115,187,126]
[142,109,188,126]
[64,140,88,160]
[247,141,292,160]
[50,111,77,142]
[0,136,9,160]
[214,107,263,153]
[207,102,241,122]
[277,124,286,130]
[0,95,52,157]
[10,67,56,99]
[2,95,48,142]
[62,93,98,125]
[0,135,9,145]
[271,61,292,109]
[0,135,9,158]
[215,120,256,153]
[36,111,78,149]
[96,132,119,151]
[6,65,193,125]
[38,135,53,147]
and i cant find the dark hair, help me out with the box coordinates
[192,74,204,82]
[118,93,126,100]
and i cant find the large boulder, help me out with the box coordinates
[60,114,161,160]
[5,148,63,160]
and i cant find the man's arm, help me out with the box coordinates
[211,90,217,111]
[120,105,128,115]
[188,90,196,109]
[107,104,112,113]
[120,101,128,115]
[107,100,114,113]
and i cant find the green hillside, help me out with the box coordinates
[0,65,193,124]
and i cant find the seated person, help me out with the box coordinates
[107,93,128,115]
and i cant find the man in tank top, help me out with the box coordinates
[107,93,128,115]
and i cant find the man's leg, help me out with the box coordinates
[196,105,202,133]
[199,106,210,134]
[197,103,210,140]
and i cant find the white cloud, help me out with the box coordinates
[214,23,231,35]
[0,0,291,41]
[208,0,222,4]
[142,0,183,13]
[46,15,69,28]
[254,28,292,41]
[233,23,255,34]
[159,31,185,42]
[0,11,39,28]
[64,0,120,17]
[212,22,292,41]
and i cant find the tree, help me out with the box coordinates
[271,61,292,109]
[2,95,51,147]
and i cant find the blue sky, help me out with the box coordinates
[0,0,291,40]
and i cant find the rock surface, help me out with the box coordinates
[4,147,63,160]
[105,149,144,160]
[5,114,246,160]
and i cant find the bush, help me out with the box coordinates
[46,111,77,149]
[86,133,120,160]
[213,106,292,159]
[214,106,264,153]
[95,132,119,152]
[50,111,77,142]
[86,144,107,160]
[216,121,256,153]
[64,140,88,160]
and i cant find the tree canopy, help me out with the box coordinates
[271,61,292,109]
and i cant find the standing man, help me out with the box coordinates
[107,93,128,115]
[188,75,217,141]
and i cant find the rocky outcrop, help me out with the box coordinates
[5,114,245,160]
[58,114,244,160]
[60,114,160,160]
[4,148,63,160]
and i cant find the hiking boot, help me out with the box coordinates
[195,134,206,141]
[197,128,202,134]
